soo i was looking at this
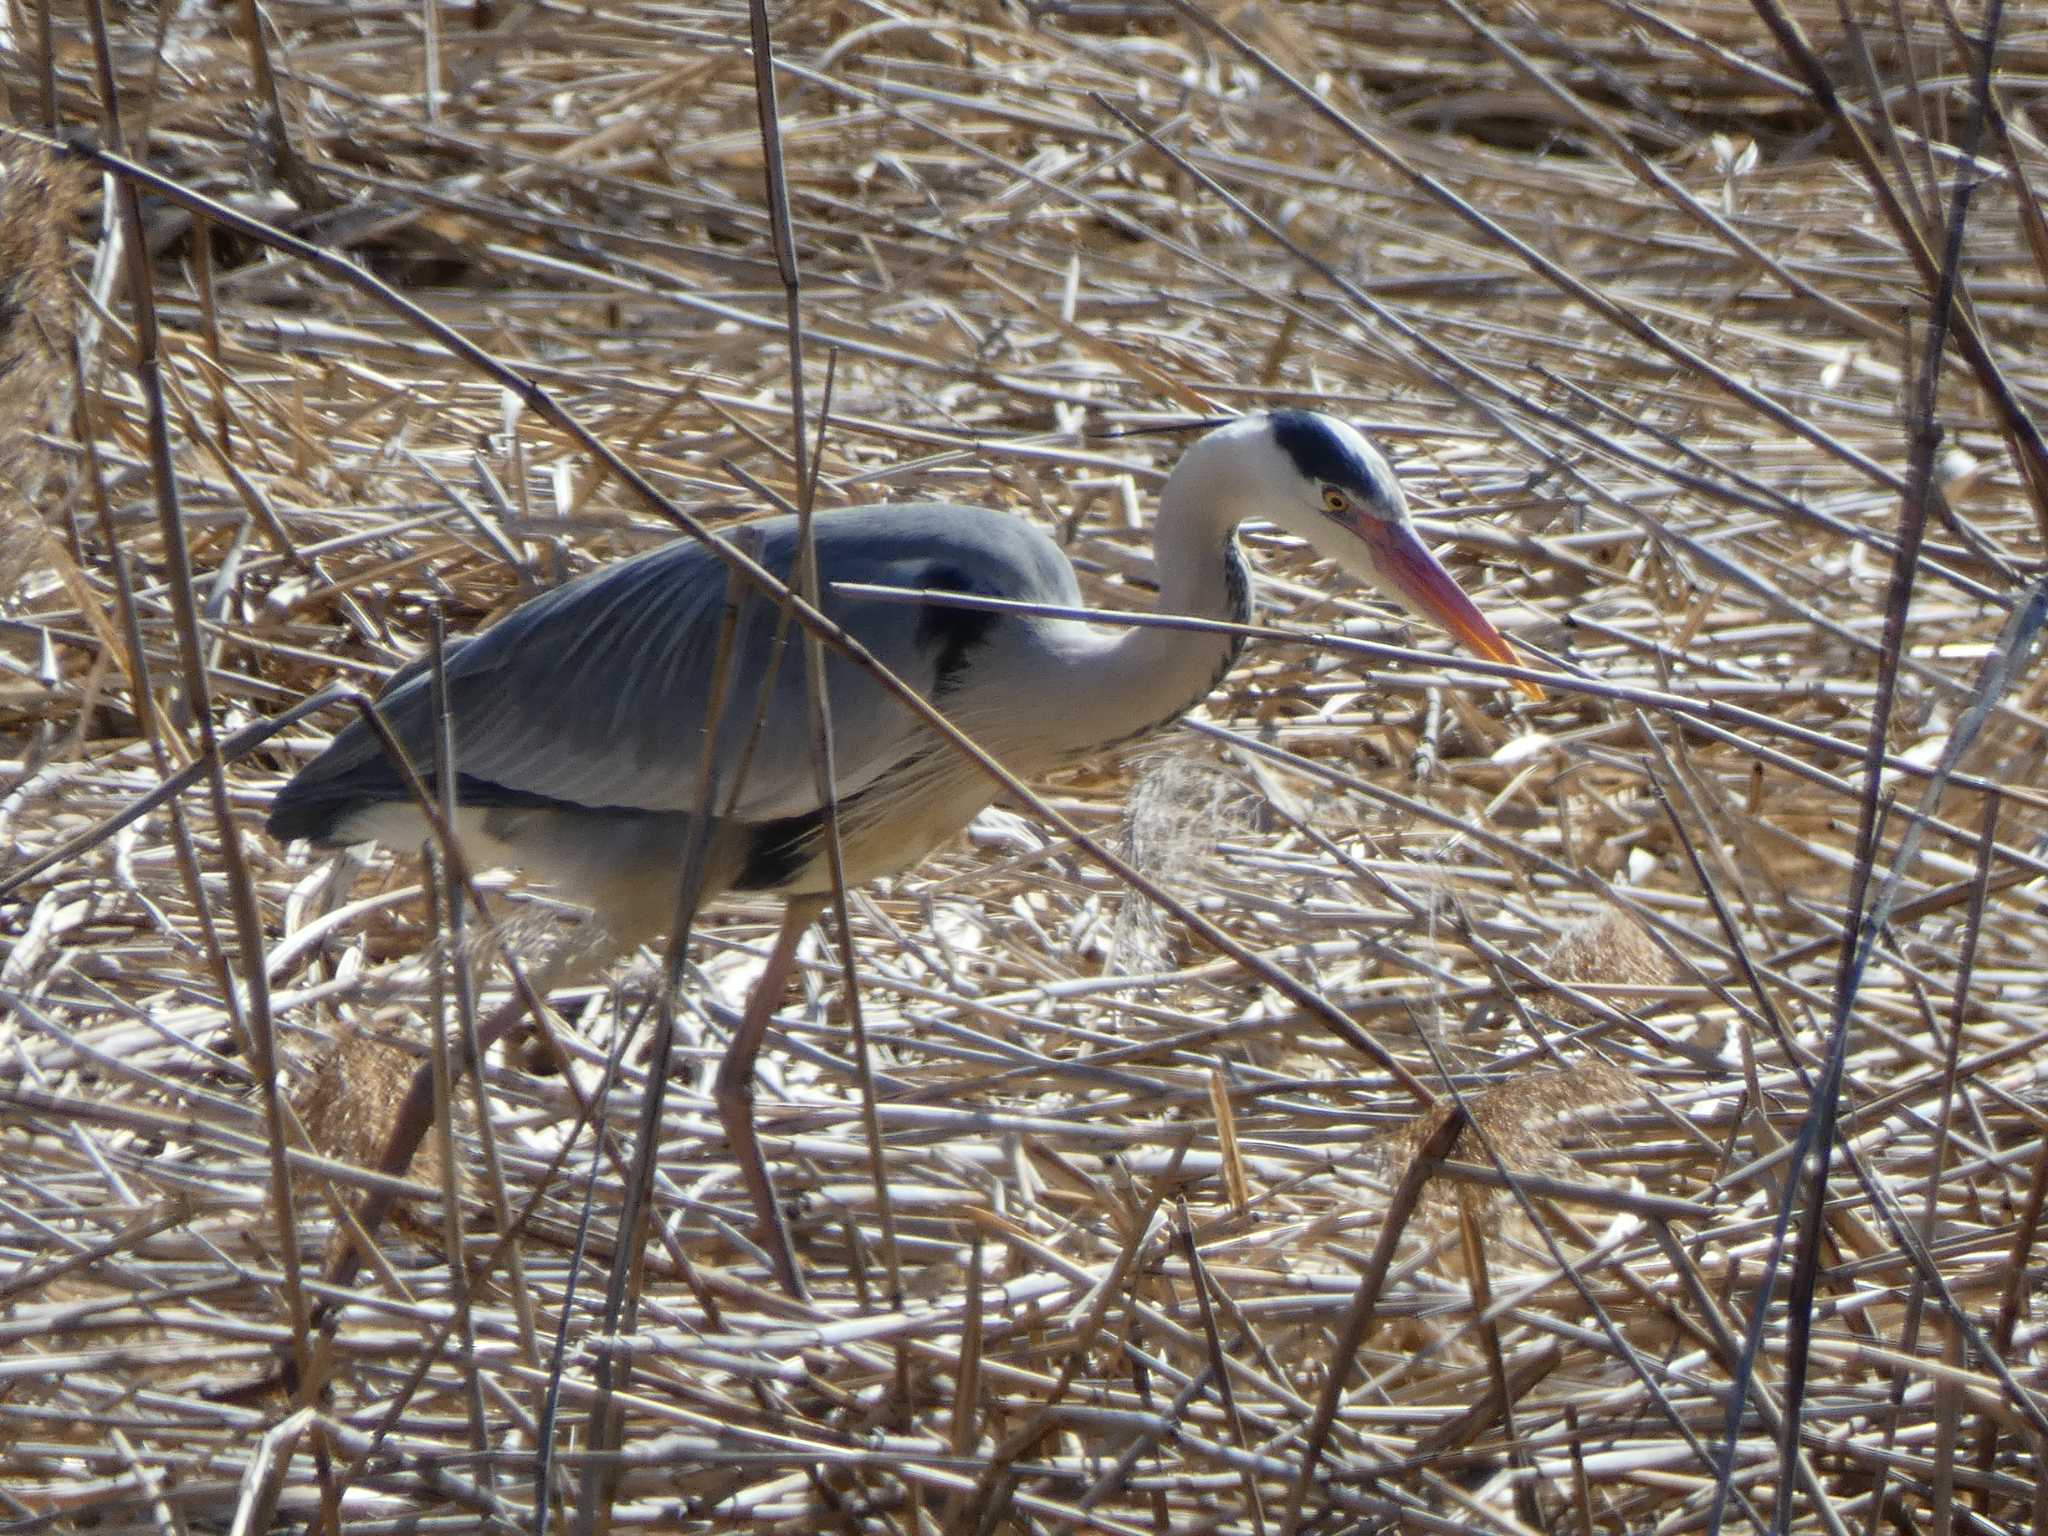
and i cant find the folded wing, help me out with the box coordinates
[268,503,1078,841]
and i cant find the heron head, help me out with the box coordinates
[1235,409,1543,701]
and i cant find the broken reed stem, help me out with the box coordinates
[82,0,315,1402]
[1279,1105,1467,1536]
[1770,16,2003,1524]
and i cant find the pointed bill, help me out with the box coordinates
[1368,521,1544,701]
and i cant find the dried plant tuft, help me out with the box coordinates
[1364,1060,1639,1286]
[1108,754,1247,973]
[295,1021,463,1231]
[1541,908,1680,1024]
[1376,1062,1635,1192]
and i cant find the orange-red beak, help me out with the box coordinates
[1367,520,1545,702]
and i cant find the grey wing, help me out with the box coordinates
[275,503,1078,827]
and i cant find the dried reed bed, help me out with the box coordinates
[3,1,2047,1532]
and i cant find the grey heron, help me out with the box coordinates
[268,409,1538,1295]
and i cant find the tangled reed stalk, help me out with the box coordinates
[3,2,2046,1532]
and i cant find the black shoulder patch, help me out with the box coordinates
[1269,410,1378,499]
[915,562,1001,696]
[735,807,825,891]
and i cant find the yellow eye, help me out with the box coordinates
[1321,486,1349,514]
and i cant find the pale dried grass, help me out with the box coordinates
[2,2,2046,1533]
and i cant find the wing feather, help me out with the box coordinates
[273,502,1080,831]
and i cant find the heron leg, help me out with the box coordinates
[713,895,826,1300]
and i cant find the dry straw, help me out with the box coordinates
[0,142,86,595]
[2,2,2046,1533]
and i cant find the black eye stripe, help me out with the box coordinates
[1272,409,1380,501]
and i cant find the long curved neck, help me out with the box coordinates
[1051,446,1253,756]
